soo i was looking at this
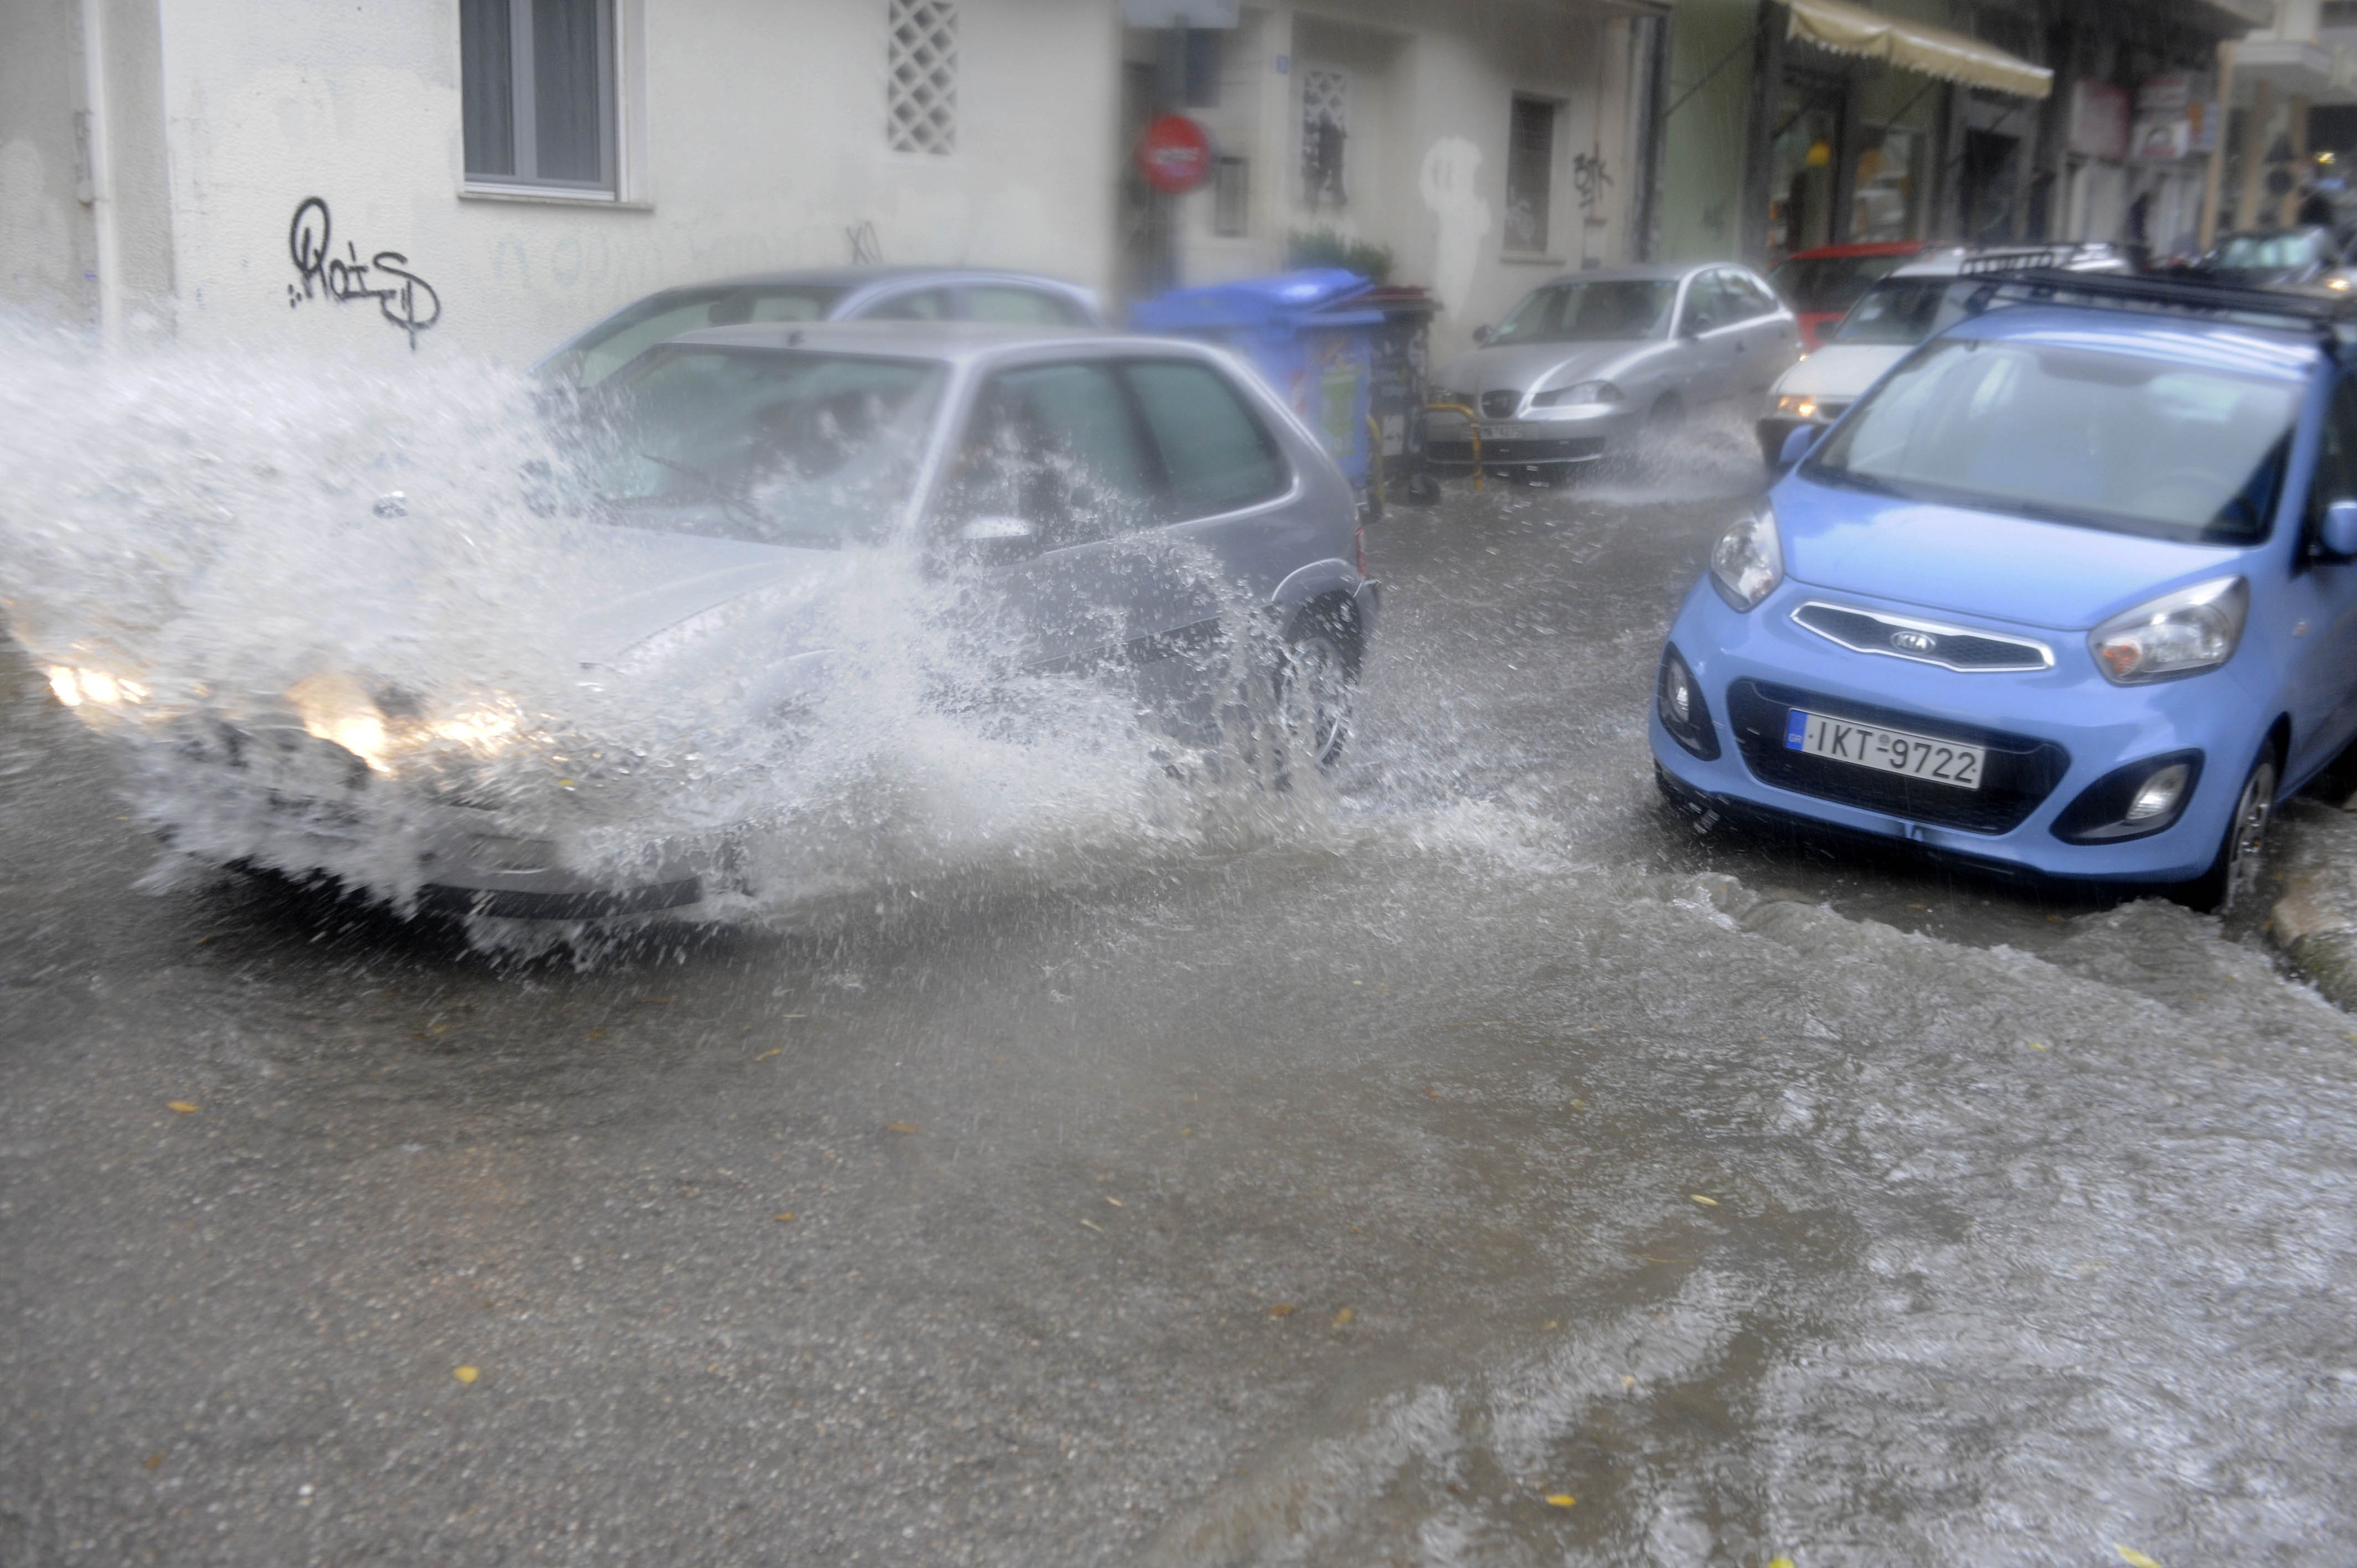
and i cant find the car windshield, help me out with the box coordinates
[1830,277,1954,345]
[1804,337,2303,544]
[544,285,851,386]
[577,347,945,547]
[2214,233,2327,272]
[1489,280,1676,344]
[1767,252,1910,314]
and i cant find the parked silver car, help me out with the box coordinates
[1427,261,1798,481]
[537,267,1105,387]
[43,323,1373,920]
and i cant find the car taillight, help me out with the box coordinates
[1354,524,1366,578]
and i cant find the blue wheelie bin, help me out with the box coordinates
[1129,269,1385,509]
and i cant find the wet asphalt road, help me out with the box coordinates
[8,433,2357,1567]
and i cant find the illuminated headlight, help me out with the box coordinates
[1772,393,1824,420]
[45,665,150,711]
[1708,505,1784,612]
[2088,577,2247,684]
[1532,380,1623,409]
[286,671,526,775]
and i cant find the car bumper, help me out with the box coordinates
[1648,577,2274,885]
[1426,406,1640,470]
[133,721,713,920]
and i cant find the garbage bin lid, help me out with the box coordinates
[1130,268,1380,330]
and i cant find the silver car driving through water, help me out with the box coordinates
[1427,261,1798,482]
[30,323,1375,921]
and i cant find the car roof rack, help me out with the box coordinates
[1955,265,2357,341]
[1951,243,2123,277]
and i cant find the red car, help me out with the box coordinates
[1766,241,1952,353]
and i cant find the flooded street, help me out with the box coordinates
[8,429,2357,1567]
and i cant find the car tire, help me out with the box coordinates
[1645,393,1684,434]
[2180,746,2279,915]
[1275,617,1356,771]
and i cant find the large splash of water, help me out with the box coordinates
[0,323,1338,946]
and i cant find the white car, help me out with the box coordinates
[1757,243,2129,465]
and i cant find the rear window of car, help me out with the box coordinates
[1830,278,1953,345]
[1806,337,2304,544]
[1768,252,1911,315]
[969,286,1089,326]
[550,286,848,386]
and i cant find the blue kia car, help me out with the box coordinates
[1651,270,2357,911]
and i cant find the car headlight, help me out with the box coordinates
[1708,505,1783,612]
[44,665,151,712]
[286,671,526,774]
[1772,393,1825,419]
[2088,576,2247,684]
[1531,380,1623,409]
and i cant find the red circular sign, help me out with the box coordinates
[1138,114,1213,195]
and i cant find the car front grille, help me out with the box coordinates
[1726,679,2068,834]
[1790,601,2054,672]
[1480,391,1520,419]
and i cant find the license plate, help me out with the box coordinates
[1784,709,1984,790]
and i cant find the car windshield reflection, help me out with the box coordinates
[1805,338,2302,544]
[579,346,945,548]
[1830,278,1953,345]
[1489,280,1676,345]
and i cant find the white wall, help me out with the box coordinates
[148,0,1124,364]
[1161,0,1638,358]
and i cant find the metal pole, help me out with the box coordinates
[1736,0,1786,266]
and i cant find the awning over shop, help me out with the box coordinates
[1782,0,2053,100]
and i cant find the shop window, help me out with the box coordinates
[1302,67,1349,206]
[462,0,616,190]
[888,0,958,156]
[1850,126,1920,243]
[1505,96,1556,254]
[1213,157,1250,237]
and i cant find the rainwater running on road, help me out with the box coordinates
[5,399,2357,1566]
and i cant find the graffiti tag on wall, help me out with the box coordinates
[286,197,442,350]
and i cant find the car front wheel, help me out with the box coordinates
[2182,747,2278,915]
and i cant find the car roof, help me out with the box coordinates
[662,319,1202,365]
[1520,260,1739,285]
[1944,303,2322,382]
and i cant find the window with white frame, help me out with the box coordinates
[888,0,958,155]
[1301,67,1348,207]
[461,0,616,192]
[1505,96,1556,253]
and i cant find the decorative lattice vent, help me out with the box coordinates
[888,0,957,154]
[1301,66,1347,205]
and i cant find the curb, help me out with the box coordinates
[2269,801,2357,1011]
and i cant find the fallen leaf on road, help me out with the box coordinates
[144,1452,163,1470]
[1622,1375,1636,1389]
[167,1102,197,1115]
[1690,1194,1718,1207]
[754,1048,781,1061]
[587,1028,606,1040]
[1332,1307,1355,1325]
[426,1020,452,1035]
[453,1366,478,1385]
[1545,1493,1576,1507]
[2114,1549,2162,1568]
[1104,1196,1124,1208]
[773,1212,797,1223]
[1769,1559,1795,1568]
[884,1122,918,1134]
[645,996,675,1005]
[1425,1089,1442,1099]
[1078,1218,1103,1234]
[2027,1041,2049,1050]
[1268,1303,1296,1318]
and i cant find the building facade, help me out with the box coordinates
[1,0,1668,366]
[1652,0,2272,268]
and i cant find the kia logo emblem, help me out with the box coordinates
[1890,630,1937,654]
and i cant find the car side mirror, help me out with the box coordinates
[1471,324,1493,345]
[956,514,1040,561]
[2322,498,2357,559]
[1777,424,1822,472]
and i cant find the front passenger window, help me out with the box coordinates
[1680,276,1727,334]
[2306,377,2357,553]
